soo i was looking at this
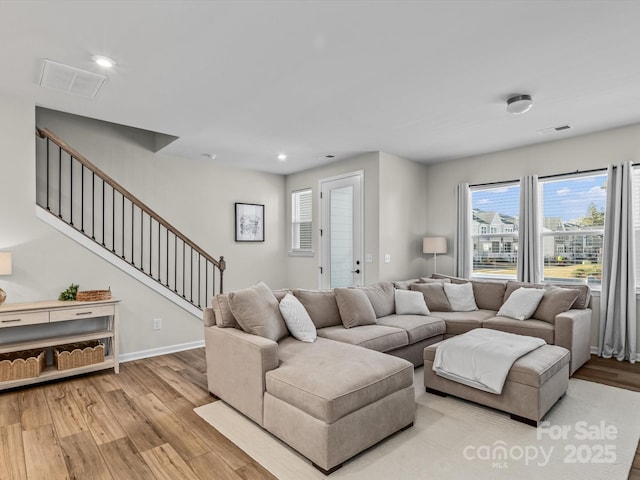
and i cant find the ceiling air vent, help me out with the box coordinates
[39,59,107,99]
[536,125,572,135]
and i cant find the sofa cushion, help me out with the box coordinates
[272,288,292,302]
[498,287,545,321]
[393,278,421,290]
[229,282,289,342]
[395,289,430,316]
[482,316,555,344]
[503,280,542,302]
[317,325,409,352]
[267,337,413,423]
[533,286,580,324]
[377,314,446,343]
[431,310,495,335]
[410,283,452,312]
[357,281,395,318]
[293,289,342,329]
[279,294,317,343]
[443,282,478,312]
[335,288,377,328]
[471,280,507,311]
[549,283,591,310]
[419,277,451,284]
[212,293,240,329]
[431,273,467,284]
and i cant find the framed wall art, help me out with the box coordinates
[235,203,265,242]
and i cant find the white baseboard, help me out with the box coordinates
[119,340,205,363]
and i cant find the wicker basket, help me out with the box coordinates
[0,349,46,382]
[76,288,111,302]
[54,341,105,370]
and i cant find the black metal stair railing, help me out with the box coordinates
[36,128,225,309]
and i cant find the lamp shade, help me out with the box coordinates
[0,252,12,275]
[423,237,447,255]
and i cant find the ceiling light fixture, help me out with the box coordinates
[506,94,533,115]
[201,153,217,160]
[277,153,287,161]
[92,55,117,68]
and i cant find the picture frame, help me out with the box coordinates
[235,203,265,242]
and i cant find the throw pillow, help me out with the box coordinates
[470,280,507,311]
[443,282,478,312]
[393,279,421,290]
[293,289,342,328]
[409,283,452,312]
[532,286,580,324]
[228,282,289,341]
[279,294,316,342]
[503,280,542,302]
[334,288,377,328]
[497,287,545,321]
[211,293,240,329]
[394,289,430,315]
[357,281,395,317]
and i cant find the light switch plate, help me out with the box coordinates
[365,253,373,263]
[384,254,391,263]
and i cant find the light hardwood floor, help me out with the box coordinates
[0,350,638,479]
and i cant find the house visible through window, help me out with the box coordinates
[540,172,607,286]
[291,189,313,254]
[470,182,520,278]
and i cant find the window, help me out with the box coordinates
[540,173,607,286]
[291,189,312,254]
[471,182,520,278]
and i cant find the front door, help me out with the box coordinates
[319,171,363,288]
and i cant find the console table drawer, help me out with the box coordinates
[50,305,115,323]
[0,311,49,328]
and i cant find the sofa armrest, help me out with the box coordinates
[554,308,592,376]
[204,325,279,426]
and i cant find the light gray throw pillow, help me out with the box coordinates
[497,287,545,321]
[395,289,430,315]
[443,282,478,312]
[279,294,316,342]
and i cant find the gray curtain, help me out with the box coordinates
[599,162,636,363]
[517,175,542,283]
[454,183,472,278]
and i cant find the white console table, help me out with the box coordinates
[0,299,119,390]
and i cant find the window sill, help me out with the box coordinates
[288,250,314,258]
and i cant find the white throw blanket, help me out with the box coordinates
[433,329,546,394]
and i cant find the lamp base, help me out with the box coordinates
[0,288,5,305]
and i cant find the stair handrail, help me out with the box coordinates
[36,127,226,292]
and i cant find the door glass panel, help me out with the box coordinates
[330,185,354,288]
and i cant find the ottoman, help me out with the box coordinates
[423,341,569,426]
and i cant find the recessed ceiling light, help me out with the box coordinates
[506,94,533,115]
[277,153,287,161]
[92,55,117,68]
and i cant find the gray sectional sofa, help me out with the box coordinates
[203,276,592,474]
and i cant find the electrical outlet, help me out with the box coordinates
[153,318,162,330]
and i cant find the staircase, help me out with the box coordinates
[35,128,225,316]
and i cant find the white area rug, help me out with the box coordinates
[195,368,640,479]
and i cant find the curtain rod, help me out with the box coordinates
[470,164,634,189]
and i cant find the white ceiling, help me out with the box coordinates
[2,1,640,175]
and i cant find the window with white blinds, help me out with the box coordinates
[292,189,313,253]
[632,167,640,288]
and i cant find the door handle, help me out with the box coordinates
[351,269,360,274]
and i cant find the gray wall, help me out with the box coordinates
[424,123,640,350]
